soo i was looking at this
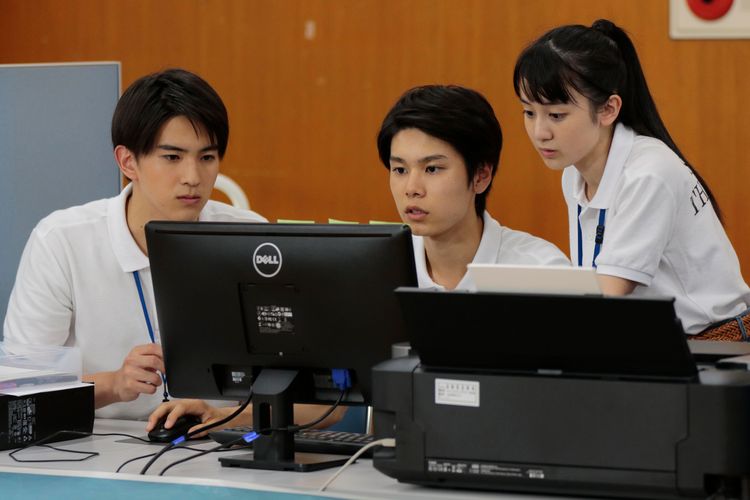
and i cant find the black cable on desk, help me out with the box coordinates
[10,431,151,463]
[117,452,158,472]
[7,428,239,468]
[138,389,254,475]
[157,434,257,476]
[157,388,348,476]
[114,443,241,473]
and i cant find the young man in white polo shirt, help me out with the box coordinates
[376,85,569,290]
[3,69,266,419]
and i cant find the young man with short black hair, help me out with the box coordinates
[377,85,569,290]
[3,69,266,419]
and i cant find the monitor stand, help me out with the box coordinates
[218,368,349,472]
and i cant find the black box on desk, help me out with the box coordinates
[0,384,95,450]
[372,289,750,499]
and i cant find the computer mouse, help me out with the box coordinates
[147,414,203,443]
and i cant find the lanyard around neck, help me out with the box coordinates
[133,271,156,343]
[133,271,169,401]
[577,205,607,268]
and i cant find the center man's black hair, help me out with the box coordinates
[377,85,503,217]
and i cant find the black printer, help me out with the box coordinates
[372,288,750,499]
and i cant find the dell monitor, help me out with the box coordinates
[145,222,416,471]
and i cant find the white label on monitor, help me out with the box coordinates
[256,305,295,334]
[435,378,479,407]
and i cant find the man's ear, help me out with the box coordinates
[114,145,139,181]
[599,94,622,127]
[473,163,493,194]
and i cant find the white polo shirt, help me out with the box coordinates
[3,183,267,419]
[413,211,570,290]
[564,123,750,334]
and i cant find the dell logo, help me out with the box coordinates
[253,242,282,278]
[255,255,279,265]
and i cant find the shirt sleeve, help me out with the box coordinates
[524,240,571,266]
[500,230,571,267]
[595,172,677,286]
[3,227,74,346]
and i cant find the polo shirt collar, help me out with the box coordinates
[414,211,499,289]
[473,211,502,264]
[571,123,634,210]
[412,235,432,288]
[108,183,150,273]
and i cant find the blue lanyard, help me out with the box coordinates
[577,205,607,268]
[133,271,156,343]
[133,271,169,401]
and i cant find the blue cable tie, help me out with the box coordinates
[242,431,259,443]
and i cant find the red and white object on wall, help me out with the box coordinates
[670,0,750,38]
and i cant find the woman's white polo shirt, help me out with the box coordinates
[563,123,750,333]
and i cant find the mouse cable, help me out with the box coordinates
[9,430,155,463]
[157,387,349,476]
[318,438,396,492]
[157,431,261,476]
[117,452,160,472]
[114,443,240,473]
[182,388,254,441]
[139,389,254,475]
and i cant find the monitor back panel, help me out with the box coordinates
[147,223,417,402]
[396,288,697,379]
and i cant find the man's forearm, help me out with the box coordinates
[82,371,118,409]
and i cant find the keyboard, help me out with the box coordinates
[209,427,376,457]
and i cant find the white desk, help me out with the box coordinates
[0,419,590,500]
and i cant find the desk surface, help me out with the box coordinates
[0,419,590,500]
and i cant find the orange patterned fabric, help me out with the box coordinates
[693,312,750,342]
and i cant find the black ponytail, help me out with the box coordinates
[514,19,721,219]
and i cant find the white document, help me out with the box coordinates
[468,263,602,295]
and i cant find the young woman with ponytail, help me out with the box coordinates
[513,19,750,339]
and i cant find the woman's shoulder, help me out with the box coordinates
[626,136,689,178]
[620,135,695,193]
[608,135,704,215]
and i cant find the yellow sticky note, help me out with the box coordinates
[276,219,315,224]
[328,218,359,224]
[368,220,402,225]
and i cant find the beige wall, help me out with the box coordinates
[2,0,748,275]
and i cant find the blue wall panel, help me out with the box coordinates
[0,63,121,334]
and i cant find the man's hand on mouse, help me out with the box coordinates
[146,399,250,437]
